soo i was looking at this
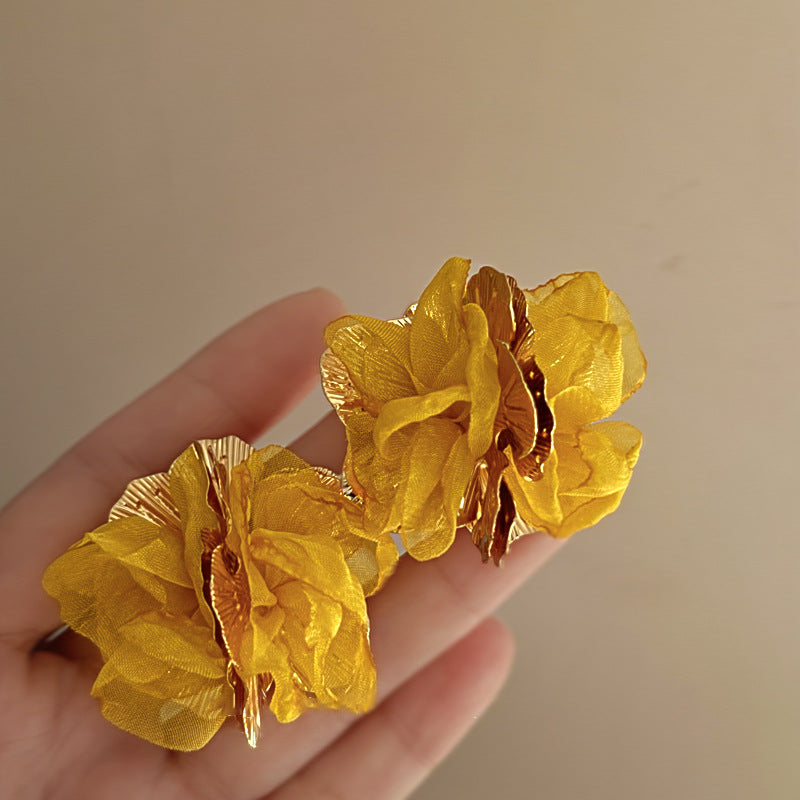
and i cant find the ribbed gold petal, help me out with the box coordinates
[494,342,538,457]
[241,674,275,748]
[466,448,515,564]
[197,436,255,470]
[465,266,515,345]
[209,545,249,671]
[109,472,180,531]
[194,436,255,521]
[320,348,361,416]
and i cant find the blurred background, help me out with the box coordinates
[1,2,798,797]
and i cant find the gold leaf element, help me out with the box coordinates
[209,545,249,670]
[109,472,180,531]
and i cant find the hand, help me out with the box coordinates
[0,289,561,800]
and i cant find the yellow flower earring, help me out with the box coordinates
[322,258,646,564]
[43,438,397,750]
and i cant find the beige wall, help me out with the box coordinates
[2,2,798,797]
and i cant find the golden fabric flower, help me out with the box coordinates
[322,258,645,563]
[43,438,397,751]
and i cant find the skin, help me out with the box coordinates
[0,289,562,800]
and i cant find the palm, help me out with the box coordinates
[0,290,560,800]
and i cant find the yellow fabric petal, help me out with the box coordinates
[248,529,366,617]
[246,458,398,596]
[343,407,388,522]
[277,581,342,686]
[248,444,311,482]
[440,432,476,533]
[525,271,609,326]
[42,533,198,658]
[244,528,375,719]
[43,519,230,750]
[396,419,461,558]
[168,447,221,626]
[92,613,229,751]
[326,315,415,404]
[463,302,501,457]
[113,614,226,681]
[334,499,399,596]
[240,606,285,680]
[248,470,336,537]
[506,419,642,538]
[367,416,468,560]
[93,668,228,752]
[88,516,192,590]
[372,385,470,456]
[315,606,376,713]
[410,257,471,388]
[608,289,647,401]
[525,271,646,418]
[504,443,561,530]
[265,602,375,722]
[547,385,611,436]
[257,639,299,723]
[531,314,624,421]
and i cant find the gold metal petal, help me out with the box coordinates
[339,472,364,505]
[312,466,345,491]
[509,276,530,340]
[466,448,517,564]
[196,435,255,469]
[320,349,361,415]
[321,313,410,418]
[464,267,553,473]
[458,460,487,528]
[507,513,539,548]
[465,266,515,345]
[516,362,553,477]
[210,541,274,748]
[209,545,249,670]
[108,471,181,531]
[494,343,537,457]
[396,307,415,325]
[240,673,275,748]
[194,436,254,522]
[228,665,274,748]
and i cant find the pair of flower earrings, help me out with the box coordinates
[43,258,645,751]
